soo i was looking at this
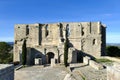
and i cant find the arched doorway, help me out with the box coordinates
[46,52,54,64]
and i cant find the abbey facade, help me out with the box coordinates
[14,22,106,65]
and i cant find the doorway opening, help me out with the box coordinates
[46,52,54,64]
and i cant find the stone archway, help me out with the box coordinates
[46,52,54,64]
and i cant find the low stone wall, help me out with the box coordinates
[89,60,104,70]
[83,56,91,65]
[0,64,14,80]
[107,63,120,80]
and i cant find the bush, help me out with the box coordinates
[106,46,120,57]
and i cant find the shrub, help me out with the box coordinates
[106,46,120,57]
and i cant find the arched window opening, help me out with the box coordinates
[46,52,54,64]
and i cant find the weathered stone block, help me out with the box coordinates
[83,56,91,65]
[89,60,104,70]
[107,65,120,80]
[51,58,56,67]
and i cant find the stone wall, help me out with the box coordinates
[14,22,106,64]
[0,64,14,80]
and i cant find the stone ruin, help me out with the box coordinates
[13,22,106,65]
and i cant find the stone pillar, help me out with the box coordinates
[51,58,56,67]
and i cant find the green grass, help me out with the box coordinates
[95,58,113,63]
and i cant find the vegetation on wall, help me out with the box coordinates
[0,42,13,63]
[106,46,120,57]
[22,40,27,65]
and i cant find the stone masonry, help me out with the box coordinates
[14,22,106,65]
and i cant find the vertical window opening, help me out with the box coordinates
[90,22,91,33]
[82,27,84,36]
[26,25,29,35]
[66,24,70,37]
[60,23,63,37]
[45,25,49,37]
[93,39,97,45]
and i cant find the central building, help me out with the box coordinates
[14,22,106,65]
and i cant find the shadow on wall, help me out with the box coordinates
[79,51,96,60]
[70,49,96,63]
[27,48,45,65]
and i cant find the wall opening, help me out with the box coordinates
[82,27,84,36]
[93,39,97,45]
[59,23,63,37]
[45,25,49,37]
[66,24,70,37]
[26,25,29,35]
[77,51,83,63]
[46,52,54,64]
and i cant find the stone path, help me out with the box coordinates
[15,66,68,80]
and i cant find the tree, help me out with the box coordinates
[22,40,27,65]
[106,46,120,57]
[64,25,69,67]
[0,42,12,54]
[64,38,69,67]
[0,42,13,63]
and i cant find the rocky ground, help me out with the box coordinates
[71,63,107,80]
[14,63,109,80]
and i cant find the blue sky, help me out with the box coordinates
[0,0,120,43]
